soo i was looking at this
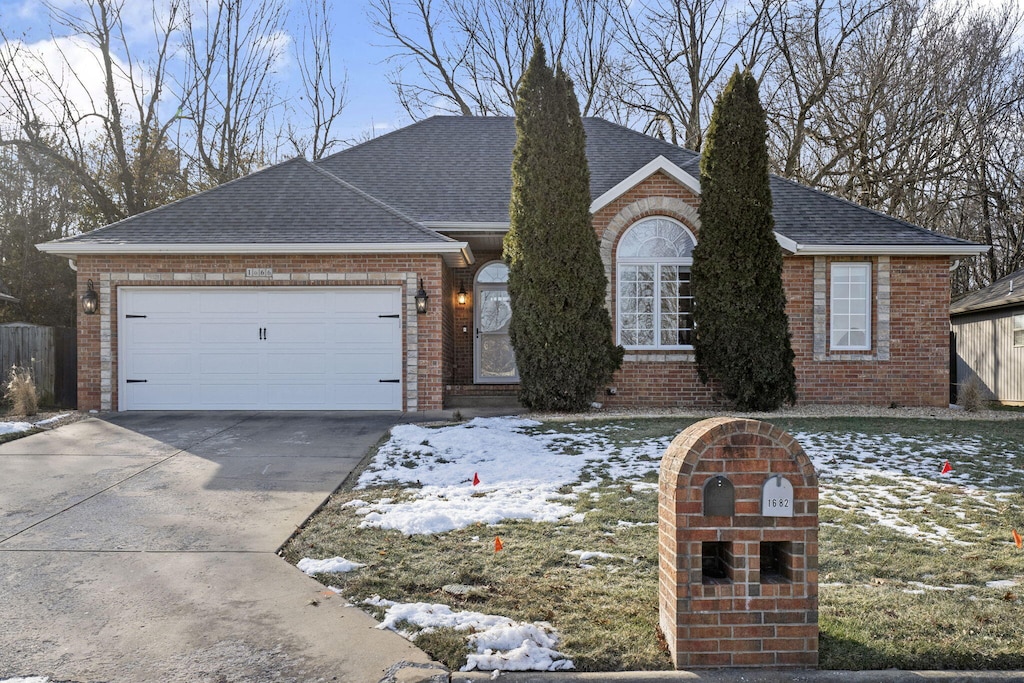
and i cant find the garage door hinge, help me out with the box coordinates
[378,314,400,319]
[378,379,400,383]
[125,314,147,318]
[126,379,148,383]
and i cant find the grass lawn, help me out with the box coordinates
[282,416,1024,672]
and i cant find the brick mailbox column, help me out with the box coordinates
[658,417,818,669]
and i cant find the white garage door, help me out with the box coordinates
[118,287,403,410]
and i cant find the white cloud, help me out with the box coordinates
[0,35,150,139]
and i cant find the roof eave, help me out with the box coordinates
[784,243,989,257]
[37,241,474,268]
[951,299,1024,316]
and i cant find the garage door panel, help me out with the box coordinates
[198,290,260,313]
[124,290,196,314]
[264,352,327,375]
[200,353,260,375]
[272,384,328,406]
[198,383,262,407]
[128,352,192,375]
[129,323,191,345]
[200,323,260,344]
[125,383,193,408]
[330,383,401,410]
[264,290,329,313]
[334,351,400,376]
[120,287,403,411]
[333,321,399,345]
[334,289,398,313]
[267,323,327,344]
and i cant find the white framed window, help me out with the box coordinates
[830,262,871,350]
[1014,314,1024,348]
[616,217,696,349]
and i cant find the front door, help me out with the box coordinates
[474,263,518,383]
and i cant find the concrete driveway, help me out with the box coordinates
[0,412,443,683]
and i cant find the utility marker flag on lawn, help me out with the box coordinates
[494,536,504,552]
[1014,529,1022,549]
[473,472,480,486]
[941,460,952,475]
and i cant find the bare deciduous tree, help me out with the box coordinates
[608,0,770,150]
[287,0,348,160]
[368,0,619,118]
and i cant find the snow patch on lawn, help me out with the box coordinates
[0,421,33,435]
[297,557,365,575]
[352,417,1022,546]
[367,596,573,672]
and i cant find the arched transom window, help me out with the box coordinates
[617,217,696,349]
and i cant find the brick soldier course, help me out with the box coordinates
[659,417,819,669]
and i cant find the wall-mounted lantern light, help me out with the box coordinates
[415,279,428,314]
[457,281,467,306]
[81,279,99,315]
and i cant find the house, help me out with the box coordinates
[37,116,986,412]
[950,267,1024,405]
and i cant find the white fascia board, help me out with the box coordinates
[422,221,509,232]
[590,155,701,214]
[786,243,990,256]
[37,240,475,267]
[774,232,799,253]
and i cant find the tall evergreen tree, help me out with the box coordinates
[503,38,623,412]
[692,69,796,410]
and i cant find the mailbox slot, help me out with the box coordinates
[760,541,792,583]
[701,541,733,584]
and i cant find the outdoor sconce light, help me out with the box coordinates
[81,279,99,315]
[457,281,467,306]
[415,279,429,314]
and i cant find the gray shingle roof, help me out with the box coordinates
[317,116,980,250]
[47,158,454,246]
[41,115,983,253]
[951,267,1024,315]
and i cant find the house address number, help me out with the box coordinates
[245,268,273,278]
[761,475,794,517]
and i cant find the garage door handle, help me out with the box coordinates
[125,314,147,319]
[378,379,400,383]
[378,314,400,319]
[126,379,148,383]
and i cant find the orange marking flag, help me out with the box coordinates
[494,536,504,552]
[1013,529,1022,549]
[473,472,480,486]
[940,460,952,475]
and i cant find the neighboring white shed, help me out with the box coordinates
[951,267,1024,404]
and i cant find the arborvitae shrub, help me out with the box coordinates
[503,38,623,412]
[692,69,797,411]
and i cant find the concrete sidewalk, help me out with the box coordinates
[0,412,444,683]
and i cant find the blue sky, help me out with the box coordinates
[0,0,414,146]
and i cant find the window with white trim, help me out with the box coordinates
[830,263,871,350]
[617,217,696,349]
[1014,314,1024,348]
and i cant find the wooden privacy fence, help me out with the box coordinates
[0,325,77,408]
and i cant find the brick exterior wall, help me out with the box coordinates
[74,253,445,412]
[659,418,818,669]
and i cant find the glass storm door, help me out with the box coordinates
[474,263,518,383]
